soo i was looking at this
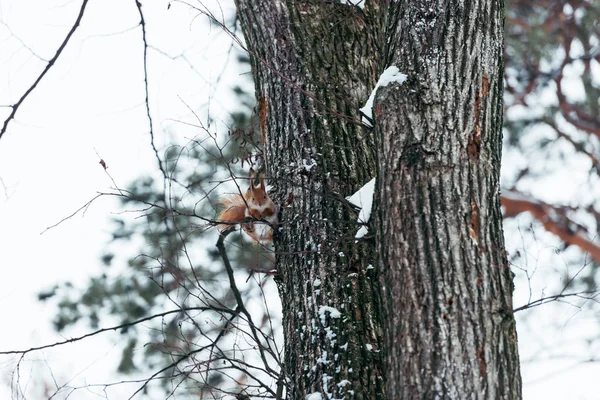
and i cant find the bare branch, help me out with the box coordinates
[40,193,103,234]
[217,228,281,380]
[127,312,239,399]
[134,0,166,178]
[0,306,232,356]
[513,291,600,313]
[502,191,600,263]
[0,0,90,141]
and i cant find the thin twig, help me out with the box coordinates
[216,229,280,382]
[0,0,90,140]
[127,312,239,399]
[513,291,599,313]
[0,306,232,356]
[134,0,166,178]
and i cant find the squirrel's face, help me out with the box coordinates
[248,190,275,219]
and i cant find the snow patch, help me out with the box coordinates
[319,306,341,326]
[303,158,317,171]
[359,66,408,127]
[340,0,365,9]
[306,393,323,400]
[346,178,376,238]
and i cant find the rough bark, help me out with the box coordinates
[375,1,522,399]
[234,1,387,398]
[234,0,522,398]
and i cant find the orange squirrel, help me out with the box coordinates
[217,169,278,243]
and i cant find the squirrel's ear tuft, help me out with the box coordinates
[249,168,260,187]
[259,173,266,189]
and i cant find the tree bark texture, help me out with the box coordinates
[235,1,387,398]
[234,0,522,399]
[375,1,522,399]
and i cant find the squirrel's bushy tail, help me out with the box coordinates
[216,194,247,231]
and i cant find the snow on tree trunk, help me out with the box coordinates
[235,0,522,399]
[235,1,386,398]
[374,1,522,399]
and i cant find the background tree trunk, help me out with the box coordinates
[375,1,522,399]
[235,1,387,398]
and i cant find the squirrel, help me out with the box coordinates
[217,168,278,243]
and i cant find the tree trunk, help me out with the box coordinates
[234,1,386,398]
[375,1,522,399]
[234,0,522,399]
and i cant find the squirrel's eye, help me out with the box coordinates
[251,197,255,202]
[263,194,266,199]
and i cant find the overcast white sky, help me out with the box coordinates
[1,0,599,399]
